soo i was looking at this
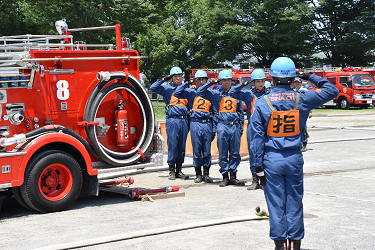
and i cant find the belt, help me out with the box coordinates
[218,120,239,125]
[190,118,211,123]
[168,115,187,119]
[265,147,301,152]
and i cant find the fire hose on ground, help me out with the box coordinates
[32,208,269,250]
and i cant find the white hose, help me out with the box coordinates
[31,214,267,250]
[311,125,375,131]
[308,137,375,144]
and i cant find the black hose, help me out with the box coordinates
[84,72,155,166]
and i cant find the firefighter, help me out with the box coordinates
[197,70,245,187]
[174,70,215,183]
[265,81,273,91]
[291,77,313,152]
[228,69,269,191]
[150,66,189,180]
[250,57,339,250]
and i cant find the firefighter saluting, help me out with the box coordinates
[197,70,244,187]
[228,69,269,191]
[174,70,216,183]
[150,67,189,180]
[250,57,338,250]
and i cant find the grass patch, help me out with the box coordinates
[312,106,375,115]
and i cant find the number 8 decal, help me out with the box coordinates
[56,80,70,100]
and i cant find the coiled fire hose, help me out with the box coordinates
[84,72,155,166]
[0,72,155,167]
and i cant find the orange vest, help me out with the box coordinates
[169,93,188,107]
[264,92,300,137]
[192,96,211,112]
[219,96,237,113]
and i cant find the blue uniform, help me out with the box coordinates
[150,79,189,166]
[229,85,269,174]
[250,74,339,241]
[175,81,216,169]
[197,81,244,174]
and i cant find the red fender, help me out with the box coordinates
[12,133,97,187]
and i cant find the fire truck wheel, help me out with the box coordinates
[12,186,31,210]
[338,97,350,109]
[20,150,83,213]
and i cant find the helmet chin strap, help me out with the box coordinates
[273,77,295,85]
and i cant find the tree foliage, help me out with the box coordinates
[311,0,375,66]
[0,0,373,81]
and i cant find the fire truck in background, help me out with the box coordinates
[0,20,164,213]
[189,68,271,89]
[302,67,375,109]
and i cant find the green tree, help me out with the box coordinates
[134,0,247,83]
[241,0,316,68]
[311,0,375,67]
[0,1,30,36]
[11,0,117,45]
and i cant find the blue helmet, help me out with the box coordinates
[269,57,296,77]
[194,70,208,79]
[251,69,266,81]
[218,70,232,80]
[170,66,183,76]
[264,81,272,88]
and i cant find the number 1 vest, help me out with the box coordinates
[264,92,300,137]
[169,93,188,107]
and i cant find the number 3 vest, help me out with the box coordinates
[264,92,300,137]
[218,90,237,113]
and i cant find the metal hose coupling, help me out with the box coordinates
[0,133,27,147]
[97,71,111,82]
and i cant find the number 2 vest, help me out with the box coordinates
[192,96,211,112]
[264,92,300,137]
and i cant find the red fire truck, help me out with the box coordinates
[0,20,164,212]
[302,67,375,109]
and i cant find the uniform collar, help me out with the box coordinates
[273,85,293,92]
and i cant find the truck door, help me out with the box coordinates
[339,76,353,102]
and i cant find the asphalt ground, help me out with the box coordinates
[0,113,374,250]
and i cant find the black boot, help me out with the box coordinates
[274,240,287,250]
[247,174,260,190]
[168,164,176,180]
[219,173,229,187]
[301,142,307,152]
[229,171,245,186]
[288,239,301,250]
[175,163,189,179]
[194,167,203,183]
[203,167,213,183]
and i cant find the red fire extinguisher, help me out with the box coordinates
[115,101,128,147]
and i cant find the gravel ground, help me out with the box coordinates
[0,113,374,250]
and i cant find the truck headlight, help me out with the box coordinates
[353,94,362,100]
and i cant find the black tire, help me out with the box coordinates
[20,150,83,213]
[12,186,31,209]
[338,97,350,110]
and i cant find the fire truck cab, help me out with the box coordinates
[0,20,164,213]
[305,67,375,109]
